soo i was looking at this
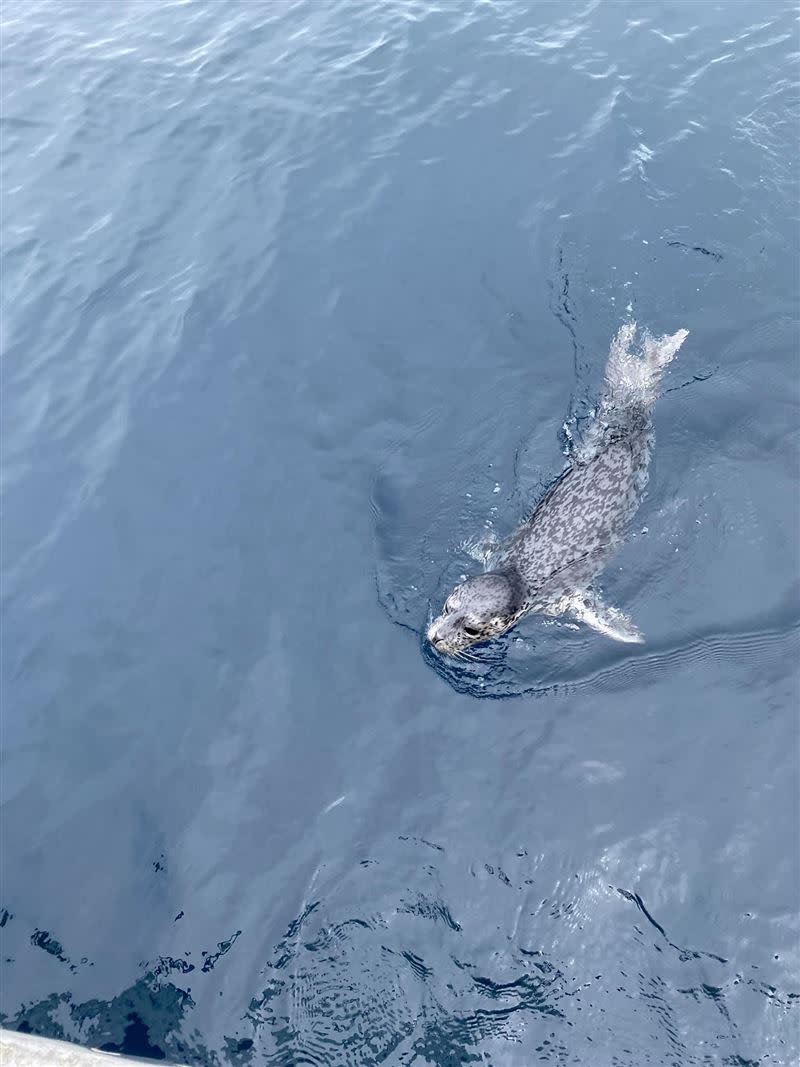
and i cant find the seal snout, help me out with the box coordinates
[426,617,450,650]
[427,613,465,653]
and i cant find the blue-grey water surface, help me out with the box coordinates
[2,1,799,1063]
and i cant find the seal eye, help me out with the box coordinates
[462,624,481,638]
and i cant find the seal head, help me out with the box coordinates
[427,571,525,655]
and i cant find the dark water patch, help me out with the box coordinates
[30,930,69,965]
[666,240,724,262]
[200,930,241,974]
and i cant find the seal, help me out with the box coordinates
[426,322,689,656]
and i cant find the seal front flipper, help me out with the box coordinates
[559,591,645,644]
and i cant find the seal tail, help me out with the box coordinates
[600,321,689,425]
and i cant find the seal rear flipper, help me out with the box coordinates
[560,591,645,644]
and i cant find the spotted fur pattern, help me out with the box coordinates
[500,430,649,611]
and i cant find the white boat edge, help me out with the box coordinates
[0,1029,188,1066]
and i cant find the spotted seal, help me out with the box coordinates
[426,323,689,656]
